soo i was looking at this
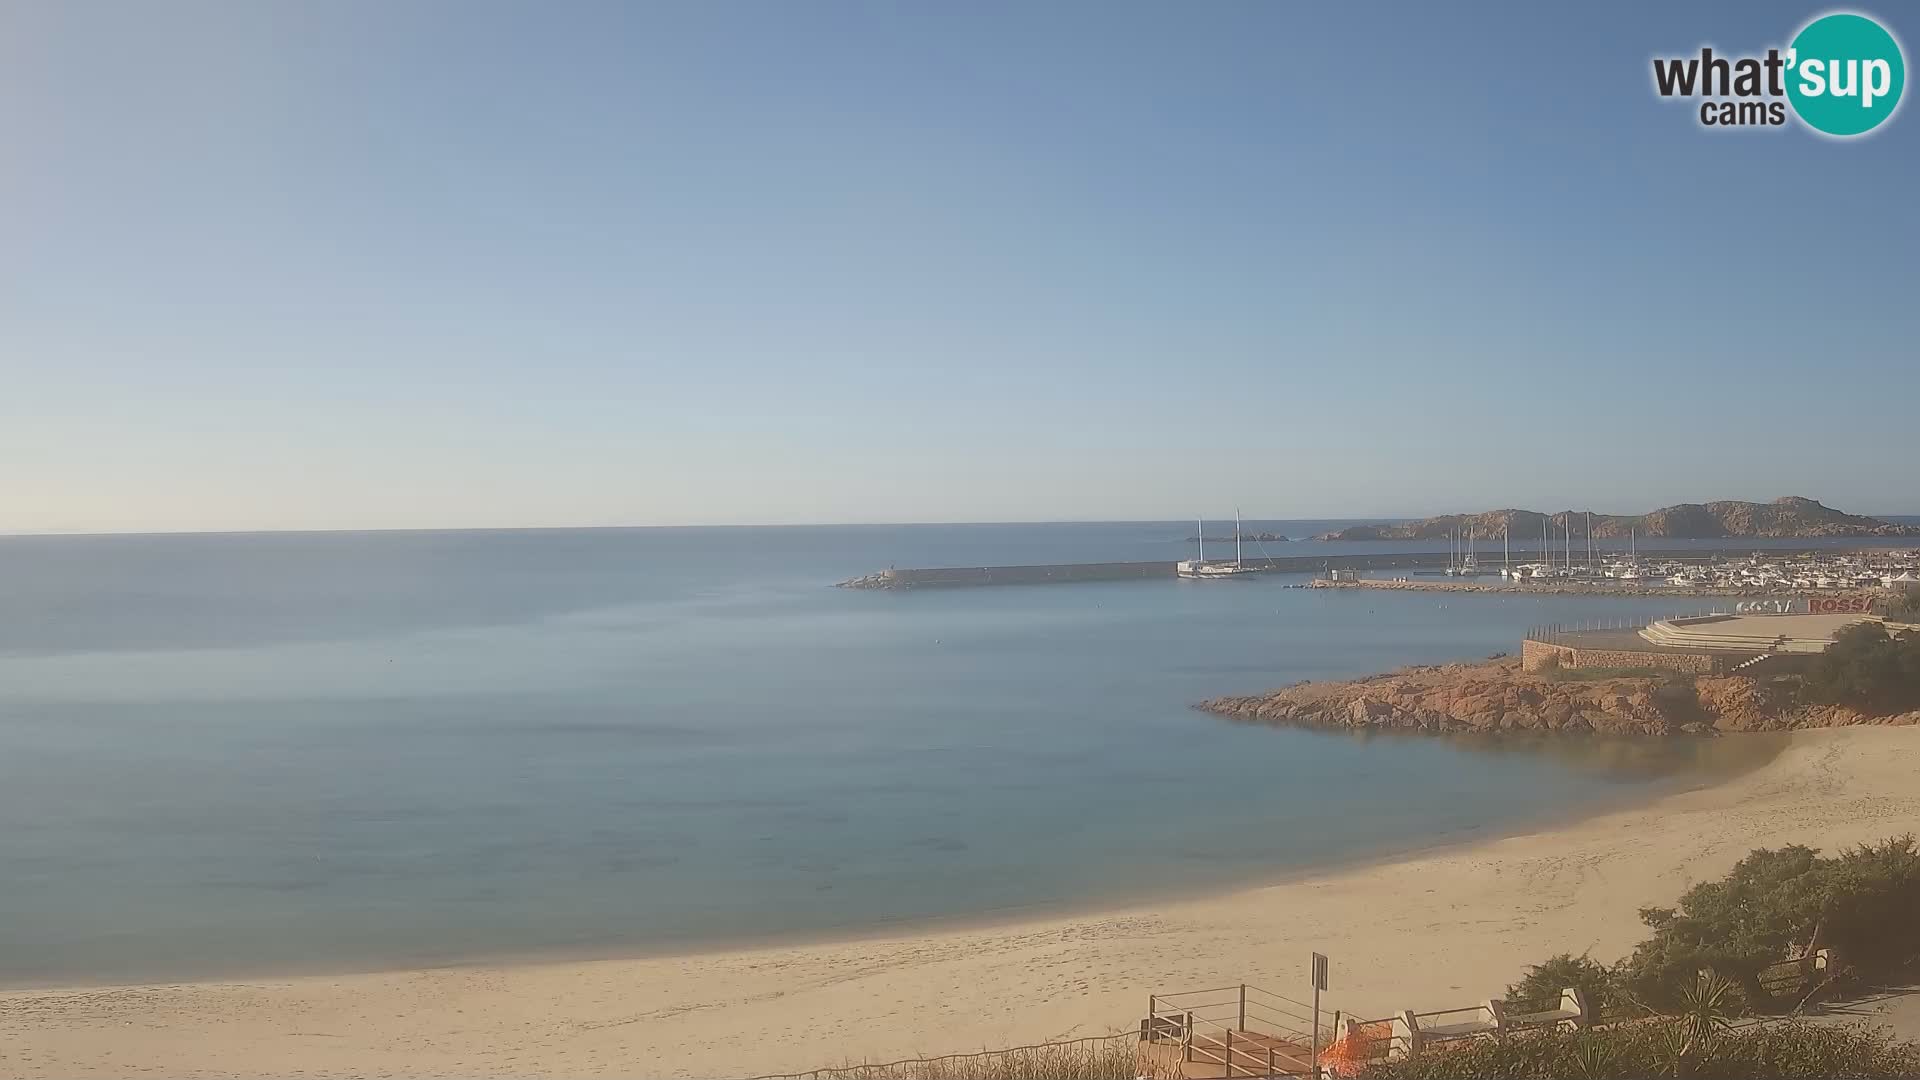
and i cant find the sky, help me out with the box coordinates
[2,1,1915,532]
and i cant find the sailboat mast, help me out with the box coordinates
[1504,522,1510,570]
[1235,508,1243,568]
[1586,511,1593,568]
[1197,517,1204,565]
[1564,514,1571,567]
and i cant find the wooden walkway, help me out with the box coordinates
[1138,1029,1316,1078]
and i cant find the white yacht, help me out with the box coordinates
[1178,513,1262,579]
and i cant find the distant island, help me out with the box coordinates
[1315,496,1919,541]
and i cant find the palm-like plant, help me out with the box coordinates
[1677,969,1739,1050]
[1648,1020,1694,1078]
[1636,969,1742,1077]
[1570,1032,1617,1079]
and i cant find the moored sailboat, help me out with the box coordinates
[1178,511,1262,579]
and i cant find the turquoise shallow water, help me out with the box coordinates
[0,522,1870,985]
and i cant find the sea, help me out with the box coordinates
[2,521,1912,987]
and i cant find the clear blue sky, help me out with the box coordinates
[3,1,1914,531]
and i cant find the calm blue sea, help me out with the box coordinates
[4,521,1907,986]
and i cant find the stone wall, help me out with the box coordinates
[1520,639,1575,672]
[1521,637,1725,675]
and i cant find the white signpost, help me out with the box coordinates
[1311,952,1329,1079]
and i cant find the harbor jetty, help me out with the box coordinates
[836,561,1173,589]
[840,554,1427,589]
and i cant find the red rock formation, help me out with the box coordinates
[1197,658,1920,736]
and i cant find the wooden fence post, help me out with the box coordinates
[1398,1010,1422,1059]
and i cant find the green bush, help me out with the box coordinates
[1802,622,1920,712]
[1506,953,1621,1014]
[1707,1020,1920,1079]
[1886,584,1920,622]
[1618,844,1824,1012]
[1360,1020,1920,1080]
[1814,836,1920,977]
[1613,836,1920,1013]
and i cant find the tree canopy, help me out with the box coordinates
[1801,622,1920,713]
[1512,836,1920,1015]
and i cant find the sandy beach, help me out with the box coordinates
[4,726,1917,1080]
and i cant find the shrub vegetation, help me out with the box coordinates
[1802,622,1920,713]
[1611,836,1920,1013]
[1885,584,1920,622]
[1424,835,1920,1077]
[1362,1020,1920,1079]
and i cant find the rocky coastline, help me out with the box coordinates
[1196,658,1920,737]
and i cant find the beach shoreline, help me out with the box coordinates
[6,727,1917,1079]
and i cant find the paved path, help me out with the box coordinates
[1807,983,1920,1041]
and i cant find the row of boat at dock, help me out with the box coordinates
[1439,522,1920,590]
[1497,555,1920,590]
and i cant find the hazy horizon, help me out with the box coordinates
[4,500,1917,539]
[6,1,1916,534]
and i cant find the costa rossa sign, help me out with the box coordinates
[1808,594,1877,614]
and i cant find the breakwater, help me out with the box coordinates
[836,547,1821,589]
[838,561,1175,589]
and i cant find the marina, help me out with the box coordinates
[840,545,1920,593]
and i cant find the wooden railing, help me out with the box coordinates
[1143,983,1323,1077]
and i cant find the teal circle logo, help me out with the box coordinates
[1786,13,1906,136]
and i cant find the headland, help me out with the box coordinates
[1198,655,1920,738]
[1314,496,1919,541]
